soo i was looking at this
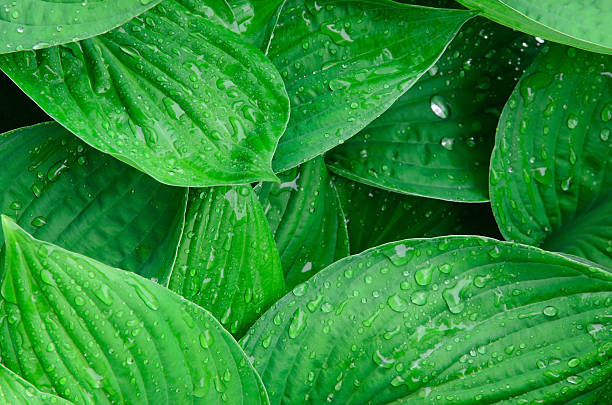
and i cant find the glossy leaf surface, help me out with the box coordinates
[0,217,269,405]
[0,363,73,405]
[0,0,161,53]
[456,0,612,55]
[256,157,349,289]
[0,123,186,283]
[0,0,289,187]
[169,186,284,336]
[490,44,612,269]
[230,0,285,49]
[269,0,474,171]
[242,237,612,404]
[327,18,541,202]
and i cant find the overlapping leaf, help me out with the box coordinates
[242,237,612,404]
[0,122,187,283]
[268,0,474,172]
[0,0,162,53]
[0,363,73,405]
[490,44,612,269]
[256,157,349,289]
[0,0,289,187]
[229,0,285,49]
[327,18,541,202]
[456,0,612,55]
[332,175,500,254]
[0,217,269,405]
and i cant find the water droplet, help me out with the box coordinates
[440,137,454,151]
[442,278,471,314]
[199,330,213,349]
[410,291,427,306]
[601,128,610,141]
[372,349,395,369]
[601,103,612,123]
[543,306,558,317]
[387,294,409,313]
[415,265,434,286]
[567,358,580,368]
[566,114,579,129]
[31,216,47,227]
[288,308,307,339]
[430,95,450,119]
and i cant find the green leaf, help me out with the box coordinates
[0,216,269,405]
[332,175,501,254]
[168,186,284,336]
[255,157,349,290]
[326,18,541,202]
[0,0,162,54]
[456,0,612,55]
[0,0,289,187]
[241,237,612,405]
[229,0,285,49]
[0,363,73,405]
[0,122,187,283]
[490,44,612,269]
[268,0,474,172]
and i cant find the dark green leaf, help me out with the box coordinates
[0,0,289,187]
[0,216,269,405]
[326,18,541,202]
[256,157,349,290]
[0,0,162,54]
[242,237,612,404]
[229,0,285,49]
[332,175,501,254]
[490,44,612,269]
[0,122,187,283]
[0,363,73,405]
[168,186,284,336]
[268,0,474,172]
[456,0,612,55]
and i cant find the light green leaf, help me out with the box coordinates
[0,0,289,187]
[268,0,474,172]
[229,0,285,49]
[242,237,612,404]
[332,175,501,254]
[456,0,612,55]
[0,0,162,54]
[0,216,269,405]
[255,157,349,290]
[0,363,73,405]
[0,122,187,283]
[490,44,612,269]
[168,186,284,336]
[326,18,541,202]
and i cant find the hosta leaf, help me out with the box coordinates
[0,363,73,405]
[0,0,162,54]
[241,237,612,405]
[168,186,284,336]
[0,0,289,187]
[255,157,349,290]
[0,217,269,405]
[332,175,500,254]
[490,44,612,269]
[229,0,285,49]
[268,0,474,172]
[326,18,541,202]
[0,122,187,283]
[0,72,48,133]
[456,0,612,55]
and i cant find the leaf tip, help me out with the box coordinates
[0,214,18,236]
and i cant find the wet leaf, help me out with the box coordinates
[0,363,73,404]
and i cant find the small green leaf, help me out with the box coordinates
[332,175,501,254]
[490,44,612,269]
[0,122,187,283]
[0,0,162,54]
[268,0,474,172]
[326,18,541,202]
[0,216,269,405]
[0,0,289,187]
[456,0,612,55]
[256,157,349,289]
[242,237,612,404]
[0,363,73,405]
[169,186,284,336]
[230,0,285,49]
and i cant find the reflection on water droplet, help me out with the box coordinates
[430,95,450,119]
[288,308,307,338]
[31,216,47,227]
[566,114,579,129]
[543,306,558,317]
[440,137,454,151]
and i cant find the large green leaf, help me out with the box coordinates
[0,216,269,405]
[229,0,285,49]
[326,17,541,202]
[268,0,474,172]
[0,363,73,405]
[490,44,612,270]
[0,0,289,187]
[256,157,349,290]
[168,186,284,336]
[242,237,612,404]
[0,0,162,54]
[456,0,612,55]
[332,175,500,254]
[0,122,186,283]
